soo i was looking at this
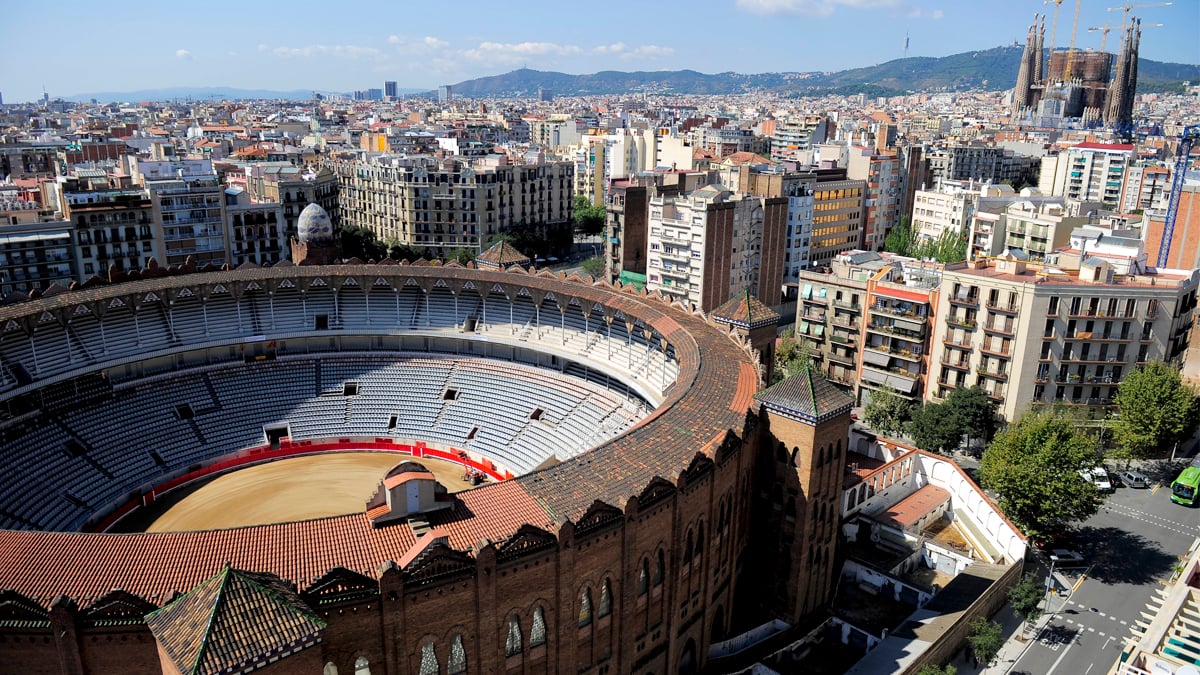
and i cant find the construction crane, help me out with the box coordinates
[1156,125,1200,269]
[1089,21,1162,52]
[1087,22,1116,53]
[1108,2,1172,35]
[1045,0,1065,80]
[1064,0,1083,82]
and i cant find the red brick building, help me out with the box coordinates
[0,263,852,674]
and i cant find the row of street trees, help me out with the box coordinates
[862,385,998,453]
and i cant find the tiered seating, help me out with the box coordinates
[0,353,649,531]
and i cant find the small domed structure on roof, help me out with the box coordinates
[296,203,334,244]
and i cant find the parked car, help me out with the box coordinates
[1121,470,1150,488]
[1080,467,1114,493]
[1049,549,1086,567]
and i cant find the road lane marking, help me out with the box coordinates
[1046,630,1077,675]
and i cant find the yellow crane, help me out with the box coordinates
[1064,0,1083,82]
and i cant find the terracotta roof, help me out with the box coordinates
[144,565,325,675]
[877,484,950,530]
[476,240,530,268]
[754,365,854,425]
[711,293,780,330]
[1073,142,1134,152]
[0,264,756,605]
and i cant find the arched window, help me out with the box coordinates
[654,550,665,586]
[637,559,649,596]
[598,579,612,617]
[506,615,523,656]
[683,530,694,565]
[354,656,371,675]
[530,606,547,647]
[448,634,467,674]
[578,588,593,627]
[695,523,704,559]
[324,663,338,675]
[776,442,787,463]
[792,446,801,468]
[418,643,437,675]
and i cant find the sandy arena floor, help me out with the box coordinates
[144,452,478,532]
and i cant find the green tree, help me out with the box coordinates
[444,247,476,265]
[1111,360,1200,461]
[978,410,1105,543]
[862,386,914,438]
[580,255,605,278]
[966,617,1004,667]
[773,329,816,385]
[339,224,387,260]
[916,665,957,675]
[883,216,915,256]
[1007,574,1044,625]
[907,401,962,454]
[945,386,999,448]
[573,195,606,237]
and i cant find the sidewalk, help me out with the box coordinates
[949,591,1068,675]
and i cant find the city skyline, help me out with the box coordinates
[1,0,1196,103]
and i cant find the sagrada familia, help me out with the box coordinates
[1010,13,1143,128]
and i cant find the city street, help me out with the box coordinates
[999,466,1200,675]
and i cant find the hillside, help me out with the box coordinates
[448,48,1199,98]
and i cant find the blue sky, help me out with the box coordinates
[1,0,1197,101]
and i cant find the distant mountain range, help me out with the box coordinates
[446,46,1199,98]
[64,86,426,103]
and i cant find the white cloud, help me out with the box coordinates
[175,49,193,60]
[423,36,449,49]
[264,44,386,60]
[387,35,402,45]
[621,45,675,60]
[462,41,583,63]
[735,0,899,16]
[593,42,627,54]
[227,50,239,57]
[906,7,944,19]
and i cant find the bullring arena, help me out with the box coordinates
[0,259,857,675]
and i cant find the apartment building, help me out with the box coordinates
[644,185,786,312]
[847,146,902,251]
[247,166,339,239]
[604,179,648,283]
[132,158,228,267]
[967,193,1083,262]
[769,116,831,163]
[0,219,74,296]
[225,187,287,266]
[1040,142,1134,206]
[791,254,875,392]
[326,153,574,257]
[1120,163,1170,213]
[719,163,817,283]
[925,143,1039,186]
[931,253,1197,422]
[810,180,865,268]
[60,185,159,278]
[859,261,941,406]
[912,181,1017,243]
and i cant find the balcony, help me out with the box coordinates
[976,367,1008,382]
[830,316,859,330]
[827,351,856,366]
[872,303,925,320]
[983,322,1015,336]
[942,334,972,349]
[949,293,979,308]
[803,294,828,306]
[987,301,1019,314]
[980,345,1011,358]
[867,322,925,341]
[941,358,971,371]
[946,317,976,331]
[865,343,923,362]
[829,334,852,345]
[832,299,861,312]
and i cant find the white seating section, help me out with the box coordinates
[0,354,648,532]
[0,286,680,400]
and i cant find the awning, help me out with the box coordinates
[895,318,924,333]
[861,368,890,386]
[887,374,918,393]
[862,349,891,367]
[802,283,812,300]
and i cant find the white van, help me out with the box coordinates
[1080,467,1113,493]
